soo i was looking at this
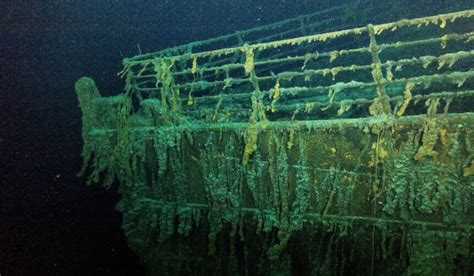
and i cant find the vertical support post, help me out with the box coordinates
[236,31,244,46]
[242,45,267,165]
[299,17,308,36]
[233,32,245,64]
[131,74,144,103]
[367,24,391,116]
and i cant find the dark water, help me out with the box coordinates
[1,0,473,275]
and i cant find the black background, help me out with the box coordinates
[0,1,337,274]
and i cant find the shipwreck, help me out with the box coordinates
[76,3,473,274]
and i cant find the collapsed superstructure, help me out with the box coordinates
[76,3,474,275]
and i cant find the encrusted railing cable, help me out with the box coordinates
[123,9,474,69]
